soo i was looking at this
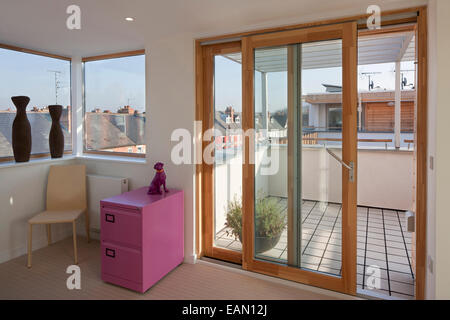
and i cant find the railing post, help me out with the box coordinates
[394,61,401,149]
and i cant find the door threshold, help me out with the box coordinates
[198,258,360,300]
[357,288,414,300]
[200,256,242,270]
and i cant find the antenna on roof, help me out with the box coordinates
[361,72,381,91]
[127,97,135,107]
[400,70,415,90]
[48,70,62,104]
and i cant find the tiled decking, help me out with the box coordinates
[215,198,415,300]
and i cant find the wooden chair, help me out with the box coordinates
[27,164,89,268]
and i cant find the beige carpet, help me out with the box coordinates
[0,237,341,300]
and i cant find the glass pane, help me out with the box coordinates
[253,39,343,277]
[357,61,416,150]
[301,40,342,276]
[356,29,416,299]
[84,55,146,154]
[253,46,288,262]
[213,53,243,252]
[0,48,72,158]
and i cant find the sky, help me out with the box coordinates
[214,55,416,113]
[0,49,145,112]
[0,47,414,114]
[0,48,71,110]
[84,55,145,113]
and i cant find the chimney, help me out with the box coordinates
[225,106,235,123]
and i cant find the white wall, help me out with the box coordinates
[265,146,413,210]
[213,148,270,234]
[78,34,197,262]
[0,158,77,263]
[358,149,414,209]
[214,159,243,235]
[431,0,450,300]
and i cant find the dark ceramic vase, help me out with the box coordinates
[11,96,32,162]
[254,234,282,254]
[48,105,64,158]
[237,233,282,254]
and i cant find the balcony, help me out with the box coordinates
[213,144,415,299]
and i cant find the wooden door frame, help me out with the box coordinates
[195,5,428,299]
[198,41,243,265]
[415,6,427,300]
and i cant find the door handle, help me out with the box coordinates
[325,147,354,182]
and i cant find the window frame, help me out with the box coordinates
[81,49,146,159]
[0,43,72,163]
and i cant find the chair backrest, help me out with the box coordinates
[46,164,86,211]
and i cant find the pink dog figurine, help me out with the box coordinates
[147,162,169,195]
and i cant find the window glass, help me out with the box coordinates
[84,54,145,155]
[0,48,71,158]
[327,106,342,130]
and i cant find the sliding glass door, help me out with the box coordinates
[242,22,358,294]
[200,22,357,294]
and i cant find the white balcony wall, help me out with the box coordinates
[214,148,269,234]
[266,145,344,203]
[267,146,413,210]
[214,145,413,234]
[214,145,414,234]
[356,148,414,210]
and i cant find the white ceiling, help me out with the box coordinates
[0,0,425,57]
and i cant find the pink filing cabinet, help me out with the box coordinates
[100,187,184,293]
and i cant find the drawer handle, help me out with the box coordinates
[105,214,115,223]
[105,248,115,258]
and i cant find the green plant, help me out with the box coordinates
[255,194,286,238]
[225,191,287,241]
[224,195,242,240]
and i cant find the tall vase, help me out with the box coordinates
[48,105,64,158]
[11,96,32,162]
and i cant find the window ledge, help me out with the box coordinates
[0,155,76,170]
[0,154,148,169]
[77,153,148,165]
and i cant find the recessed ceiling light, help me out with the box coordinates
[125,17,134,21]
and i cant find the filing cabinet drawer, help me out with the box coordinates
[101,243,142,284]
[101,207,141,247]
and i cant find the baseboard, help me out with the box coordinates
[184,253,197,264]
[0,224,72,264]
[76,226,101,241]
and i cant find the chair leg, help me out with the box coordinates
[72,222,78,265]
[27,224,32,268]
[47,224,52,245]
[85,212,90,243]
